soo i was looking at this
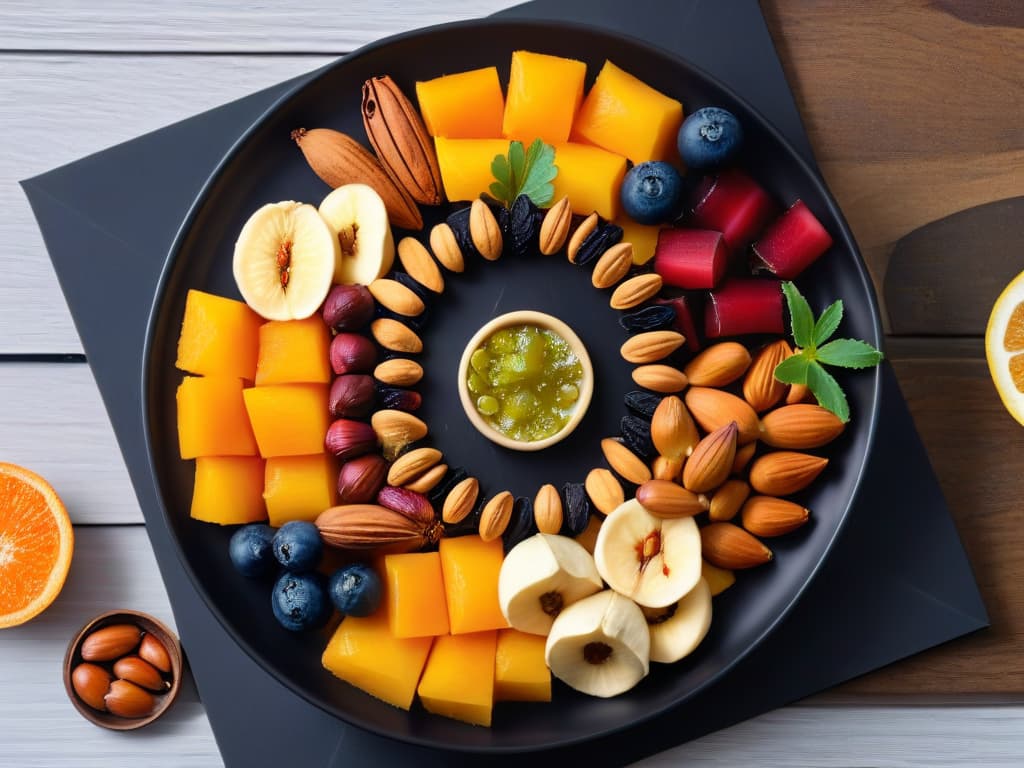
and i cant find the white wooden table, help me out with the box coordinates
[1,2,1021,765]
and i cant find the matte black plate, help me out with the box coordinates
[144,18,882,752]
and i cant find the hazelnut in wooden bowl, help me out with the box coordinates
[63,609,183,730]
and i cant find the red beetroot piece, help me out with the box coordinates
[655,295,703,352]
[752,199,833,279]
[705,279,784,338]
[690,169,778,253]
[654,229,728,289]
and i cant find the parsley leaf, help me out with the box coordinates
[489,139,558,207]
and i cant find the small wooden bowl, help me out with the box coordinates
[63,609,183,730]
[458,310,594,451]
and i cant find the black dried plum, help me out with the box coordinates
[620,414,656,461]
[562,482,592,537]
[574,222,624,267]
[373,303,428,333]
[446,206,480,259]
[618,304,677,334]
[624,390,663,419]
[427,466,469,508]
[503,497,537,553]
[507,194,540,258]
[389,270,429,302]
[376,386,422,412]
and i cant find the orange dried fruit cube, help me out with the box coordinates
[383,552,450,638]
[572,59,683,164]
[417,631,497,726]
[416,66,505,138]
[176,376,258,458]
[255,317,332,386]
[243,384,329,457]
[550,142,628,220]
[494,629,551,702]
[438,535,508,634]
[434,137,511,203]
[264,454,337,526]
[191,456,266,525]
[616,218,665,266]
[502,50,586,145]
[322,609,433,710]
[176,289,262,380]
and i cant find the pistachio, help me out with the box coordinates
[533,483,563,534]
[428,222,465,273]
[539,195,572,255]
[469,199,503,260]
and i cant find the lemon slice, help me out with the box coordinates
[985,269,1024,425]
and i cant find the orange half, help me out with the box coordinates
[0,463,74,628]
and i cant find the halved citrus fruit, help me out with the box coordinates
[986,269,1024,426]
[0,463,74,628]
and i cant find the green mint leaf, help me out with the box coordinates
[806,361,849,422]
[773,353,812,385]
[488,139,558,208]
[816,338,884,369]
[782,281,815,349]
[813,300,844,347]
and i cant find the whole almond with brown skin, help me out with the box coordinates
[744,340,792,412]
[397,237,444,293]
[760,404,845,449]
[685,387,760,445]
[362,75,443,205]
[539,196,572,255]
[591,242,633,289]
[585,468,624,515]
[404,463,448,494]
[632,364,688,394]
[387,447,442,486]
[291,128,422,229]
[709,479,750,522]
[442,477,479,524]
[786,383,815,405]
[741,496,810,537]
[636,480,709,518]
[683,422,738,493]
[567,212,599,263]
[368,278,425,317]
[374,358,424,387]
[749,451,828,496]
[701,522,773,569]
[138,634,172,673]
[652,455,683,482]
[429,223,464,273]
[732,442,757,475]
[534,483,563,534]
[104,679,154,719]
[600,438,652,484]
[480,491,514,541]
[621,330,686,364]
[316,504,441,552]
[610,273,663,310]
[470,199,502,260]
[72,663,112,711]
[371,318,423,353]
[113,656,167,692]
[651,395,699,459]
[81,624,141,662]
[683,342,751,387]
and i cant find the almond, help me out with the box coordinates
[404,463,448,494]
[397,236,445,293]
[682,422,738,493]
[442,477,480,524]
[709,479,750,522]
[479,491,514,541]
[113,656,167,692]
[138,634,172,673]
[685,387,760,445]
[316,503,441,551]
[371,409,428,460]
[600,438,652,485]
[374,358,424,387]
[591,242,634,289]
[650,395,699,460]
[80,624,141,662]
[567,212,599,263]
[533,483,563,534]
[651,455,683,482]
[620,330,686,364]
[700,522,773,569]
[71,663,112,710]
[610,273,663,310]
[368,278,425,317]
[741,496,810,537]
[291,127,422,230]
[104,679,154,719]
[749,451,828,496]
[539,196,572,255]
[636,479,709,518]
[759,404,845,449]
[470,198,502,260]
[429,222,464,273]
[743,340,792,412]
[683,342,751,387]
[387,447,442,486]
[732,442,757,474]
[585,468,624,515]
[631,364,688,394]
[370,318,423,354]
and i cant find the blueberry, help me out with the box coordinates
[620,161,683,224]
[272,521,323,572]
[228,524,276,577]
[271,571,331,632]
[328,563,383,617]
[678,107,743,171]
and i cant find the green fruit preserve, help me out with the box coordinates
[467,324,584,442]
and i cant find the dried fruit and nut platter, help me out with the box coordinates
[145,21,882,750]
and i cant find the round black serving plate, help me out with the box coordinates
[143,18,882,752]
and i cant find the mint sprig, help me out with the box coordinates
[489,139,557,207]
[773,281,883,423]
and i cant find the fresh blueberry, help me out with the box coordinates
[271,571,331,632]
[678,107,743,171]
[328,563,383,617]
[272,521,323,572]
[620,161,684,224]
[228,524,277,577]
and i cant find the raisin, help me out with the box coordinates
[624,390,663,419]
[503,497,537,553]
[507,194,540,258]
[620,414,656,461]
[376,386,422,412]
[619,304,677,334]
[562,482,593,537]
[575,222,624,267]
[427,467,468,508]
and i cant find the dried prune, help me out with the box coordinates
[562,482,593,537]
[507,194,540,258]
[624,390,663,419]
[503,497,537,553]
[376,386,422,412]
[428,466,469,508]
[574,222,624,267]
[618,304,677,334]
[620,414,656,461]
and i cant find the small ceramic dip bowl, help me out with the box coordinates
[458,310,594,451]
